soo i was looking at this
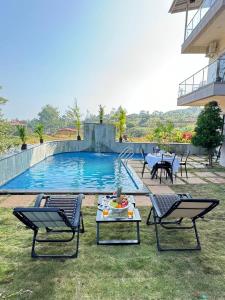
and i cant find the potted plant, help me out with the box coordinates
[117,107,126,143]
[99,105,104,124]
[75,110,81,140]
[34,123,44,144]
[16,125,27,150]
[67,100,82,140]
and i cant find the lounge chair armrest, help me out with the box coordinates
[78,194,85,202]
[34,194,46,207]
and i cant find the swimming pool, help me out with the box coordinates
[0,152,147,193]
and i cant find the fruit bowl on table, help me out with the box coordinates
[108,197,130,213]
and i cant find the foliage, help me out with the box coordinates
[182,131,193,142]
[66,100,82,139]
[34,123,44,139]
[0,86,8,106]
[24,105,201,142]
[128,127,149,138]
[192,101,224,166]
[115,107,126,141]
[37,105,61,134]
[0,121,19,153]
[0,86,19,153]
[151,121,175,145]
[16,125,27,144]
[99,105,104,123]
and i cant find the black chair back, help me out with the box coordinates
[181,151,190,163]
[140,147,146,161]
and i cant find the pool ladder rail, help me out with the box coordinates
[118,147,134,165]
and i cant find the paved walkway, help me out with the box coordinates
[128,158,225,192]
[0,194,151,208]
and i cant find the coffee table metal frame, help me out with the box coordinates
[96,196,141,245]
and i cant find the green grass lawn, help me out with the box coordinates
[0,183,225,300]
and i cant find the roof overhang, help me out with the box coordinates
[169,0,203,13]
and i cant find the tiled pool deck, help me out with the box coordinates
[1,155,225,208]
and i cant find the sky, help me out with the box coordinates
[0,0,208,120]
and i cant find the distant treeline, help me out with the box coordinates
[24,105,201,138]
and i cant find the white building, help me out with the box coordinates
[170,0,225,165]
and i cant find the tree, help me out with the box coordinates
[38,105,61,134]
[152,121,175,145]
[0,86,8,118]
[0,121,19,153]
[0,86,19,153]
[0,86,7,105]
[192,101,224,166]
[66,100,82,140]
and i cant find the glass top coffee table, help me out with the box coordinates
[96,195,141,245]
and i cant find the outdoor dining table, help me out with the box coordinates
[145,153,180,177]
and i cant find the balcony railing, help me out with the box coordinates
[185,0,217,40]
[178,58,225,97]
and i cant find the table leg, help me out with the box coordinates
[96,222,100,244]
[136,222,140,244]
[96,221,141,245]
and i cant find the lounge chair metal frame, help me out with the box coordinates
[147,193,219,251]
[13,194,84,259]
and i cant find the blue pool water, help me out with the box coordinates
[0,152,146,192]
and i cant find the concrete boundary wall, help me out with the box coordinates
[0,123,206,186]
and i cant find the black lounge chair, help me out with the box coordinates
[13,194,84,259]
[147,193,219,251]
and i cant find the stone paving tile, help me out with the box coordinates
[132,167,144,172]
[83,195,96,206]
[189,156,207,161]
[143,178,162,186]
[206,177,225,184]
[182,177,207,184]
[128,161,142,166]
[0,195,9,203]
[214,172,225,177]
[190,164,205,169]
[147,185,175,194]
[135,172,148,179]
[0,195,36,208]
[135,195,151,207]
[176,172,196,178]
[164,178,186,185]
[194,172,217,178]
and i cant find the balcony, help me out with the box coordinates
[182,0,225,53]
[185,0,217,40]
[178,58,225,108]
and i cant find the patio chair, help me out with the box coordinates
[179,151,190,178]
[151,154,176,184]
[140,147,148,177]
[13,194,84,259]
[153,146,160,154]
[146,193,219,251]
